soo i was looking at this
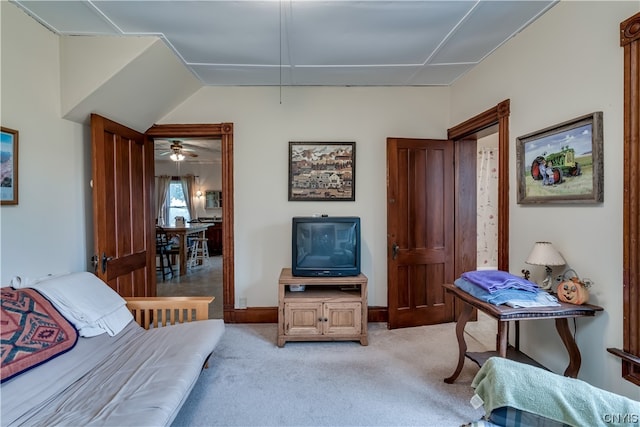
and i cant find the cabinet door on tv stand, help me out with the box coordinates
[284,302,323,336]
[324,302,361,336]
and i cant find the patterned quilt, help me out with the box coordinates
[1,287,78,382]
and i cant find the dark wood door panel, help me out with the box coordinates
[387,138,455,329]
[394,264,448,308]
[92,114,155,297]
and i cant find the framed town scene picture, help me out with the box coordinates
[288,142,355,201]
[516,112,603,204]
[1,127,18,205]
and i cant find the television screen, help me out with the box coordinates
[292,216,361,277]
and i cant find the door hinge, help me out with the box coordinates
[90,254,99,272]
[101,252,113,274]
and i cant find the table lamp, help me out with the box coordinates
[525,241,566,290]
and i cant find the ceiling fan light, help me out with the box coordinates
[170,152,185,161]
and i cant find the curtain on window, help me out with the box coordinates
[477,146,498,269]
[155,175,171,225]
[181,174,196,221]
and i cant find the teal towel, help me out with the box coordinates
[471,357,640,427]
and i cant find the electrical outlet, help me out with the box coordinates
[238,297,247,309]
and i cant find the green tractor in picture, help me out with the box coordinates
[530,145,582,184]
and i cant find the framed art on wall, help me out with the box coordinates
[1,127,18,205]
[288,142,355,201]
[516,112,603,204]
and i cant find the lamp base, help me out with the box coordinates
[539,266,554,291]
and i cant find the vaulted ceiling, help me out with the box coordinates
[14,0,556,87]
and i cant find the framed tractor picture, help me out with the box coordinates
[516,112,603,204]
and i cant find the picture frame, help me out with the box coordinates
[516,112,603,204]
[204,190,222,209]
[1,127,19,205]
[288,141,355,201]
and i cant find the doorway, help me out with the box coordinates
[448,100,510,272]
[146,123,235,323]
[154,138,223,319]
[386,100,510,328]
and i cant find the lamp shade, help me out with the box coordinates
[525,241,566,266]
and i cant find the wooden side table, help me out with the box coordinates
[442,283,603,383]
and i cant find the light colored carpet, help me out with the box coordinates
[172,317,495,427]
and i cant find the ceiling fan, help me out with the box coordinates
[157,140,199,162]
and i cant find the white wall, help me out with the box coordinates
[450,1,640,399]
[0,3,89,282]
[159,86,450,309]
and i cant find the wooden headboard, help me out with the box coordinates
[124,296,213,329]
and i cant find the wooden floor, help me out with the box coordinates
[156,255,223,319]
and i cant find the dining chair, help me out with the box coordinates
[156,226,175,280]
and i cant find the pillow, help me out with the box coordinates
[1,287,78,382]
[26,272,133,337]
[489,406,568,427]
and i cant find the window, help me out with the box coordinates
[166,180,190,226]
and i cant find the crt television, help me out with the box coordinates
[291,216,361,277]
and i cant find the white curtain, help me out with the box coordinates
[156,175,171,225]
[181,174,196,221]
[477,147,499,269]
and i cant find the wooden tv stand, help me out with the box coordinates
[277,268,368,347]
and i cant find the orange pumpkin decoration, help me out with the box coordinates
[556,276,589,305]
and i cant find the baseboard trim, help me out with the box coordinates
[367,306,388,323]
[224,306,388,324]
[224,307,277,323]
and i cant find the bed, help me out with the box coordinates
[1,272,225,427]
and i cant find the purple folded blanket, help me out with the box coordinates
[461,270,540,293]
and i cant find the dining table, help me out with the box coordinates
[161,223,212,276]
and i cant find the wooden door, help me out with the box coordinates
[386,138,455,329]
[91,114,156,297]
